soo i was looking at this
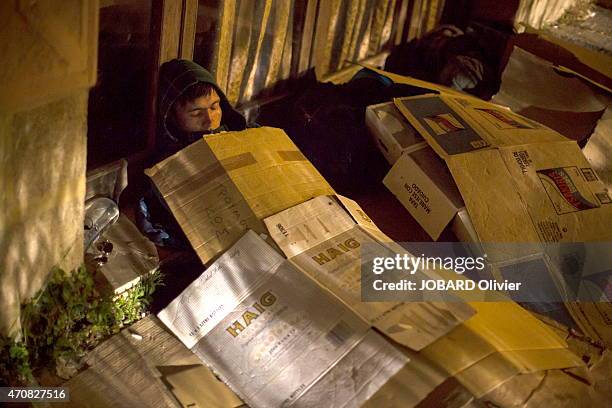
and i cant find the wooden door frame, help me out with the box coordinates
[131,0,197,166]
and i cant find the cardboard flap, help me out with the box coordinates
[393,93,568,161]
[146,127,334,263]
[394,95,492,160]
[335,195,382,232]
[448,142,612,246]
[264,195,357,258]
[447,149,542,245]
[442,95,568,147]
[498,141,612,242]
[384,148,463,240]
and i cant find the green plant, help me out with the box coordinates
[113,269,163,327]
[0,338,34,386]
[0,265,163,386]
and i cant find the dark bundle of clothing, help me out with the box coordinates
[286,69,429,194]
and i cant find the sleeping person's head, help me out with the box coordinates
[157,59,247,157]
[172,82,222,133]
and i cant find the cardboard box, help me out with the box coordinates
[391,89,611,245]
[264,194,476,350]
[383,146,465,240]
[381,143,480,242]
[391,78,612,344]
[145,127,334,264]
[365,101,427,165]
[158,230,408,408]
[384,91,569,242]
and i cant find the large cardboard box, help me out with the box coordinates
[382,88,567,242]
[365,101,427,165]
[263,195,476,351]
[145,127,334,263]
[389,76,612,345]
[158,230,408,408]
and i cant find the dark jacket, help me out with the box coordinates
[156,59,248,160]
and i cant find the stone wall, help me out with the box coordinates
[0,91,88,337]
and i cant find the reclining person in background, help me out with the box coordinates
[138,59,251,247]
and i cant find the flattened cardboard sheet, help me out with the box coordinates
[363,350,451,408]
[164,365,243,408]
[264,195,475,350]
[421,300,583,397]
[393,94,567,160]
[447,142,612,244]
[493,47,606,113]
[146,127,334,263]
[158,231,407,408]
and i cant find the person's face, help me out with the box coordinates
[173,89,222,132]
